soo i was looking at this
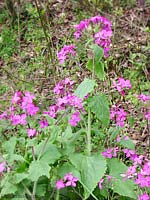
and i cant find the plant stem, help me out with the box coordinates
[87,109,91,156]
[55,189,59,200]
[31,181,37,200]
[22,182,32,197]
[79,180,98,200]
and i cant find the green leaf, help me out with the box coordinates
[109,127,121,142]
[2,136,17,155]
[91,44,103,61]
[108,158,137,199]
[120,138,135,150]
[28,160,51,182]
[88,94,110,126]
[34,140,61,164]
[70,153,106,199]
[36,184,47,197]
[74,78,96,99]
[87,59,105,81]
[13,172,28,184]
[0,182,17,197]
[57,163,80,179]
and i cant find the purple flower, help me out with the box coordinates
[135,174,150,187]
[90,15,102,24]
[56,179,65,190]
[44,105,58,118]
[138,193,150,200]
[110,105,127,127]
[145,110,150,120]
[98,178,104,190]
[113,78,132,96]
[69,111,81,127]
[0,112,7,120]
[64,173,79,187]
[57,44,76,64]
[138,94,150,104]
[27,128,36,138]
[24,103,39,116]
[126,166,137,178]
[56,173,78,190]
[0,162,6,173]
[12,91,22,104]
[11,114,27,125]
[102,148,113,159]
[39,119,48,128]
[123,149,137,159]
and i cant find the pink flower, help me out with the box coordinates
[69,111,81,127]
[64,173,78,187]
[12,91,22,104]
[102,148,113,159]
[113,78,132,96]
[90,15,102,24]
[138,193,150,200]
[0,112,7,120]
[44,105,58,118]
[39,119,48,128]
[11,114,27,125]
[110,106,127,127]
[0,162,6,173]
[123,149,137,159]
[98,178,104,190]
[57,44,76,64]
[27,128,36,138]
[56,173,78,190]
[145,110,150,120]
[56,179,65,190]
[138,94,150,104]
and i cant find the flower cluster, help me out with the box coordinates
[56,173,78,190]
[110,105,127,127]
[0,91,39,138]
[44,78,84,127]
[113,77,132,96]
[102,147,119,159]
[74,15,112,57]
[57,44,76,64]
[120,149,150,199]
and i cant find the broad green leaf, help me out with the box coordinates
[87,59,105,80]
[74,78,96,99]
[9,154,26,163]
[88,94,110,126]
[70,153,106,199]
[2,136,17,155]
[28,160,51,181]
[108,158,137,199]
[57,163,80,179]
[0,182,17,197]
[91,44,103,61]
[34,140,61,164]
[13,172,28,184]
[120,138,135,150]
[36,184,47,197]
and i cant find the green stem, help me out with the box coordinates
[55,189,59,200]
[87,109,91,156]
[79,180,98,200]
[31,181,37,200]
